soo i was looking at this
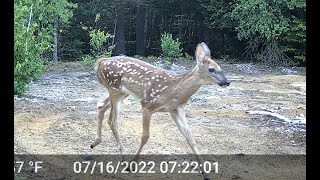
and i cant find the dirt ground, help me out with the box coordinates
[14,59,306,179]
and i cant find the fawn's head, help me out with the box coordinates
[195,42,230,87]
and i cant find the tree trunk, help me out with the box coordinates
[25,4,33,52]
[136,5,146,56]
[114,1,126,55]
[197,15,204,44]
[53,16,59,63]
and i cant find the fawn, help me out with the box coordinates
[91,42,230,180]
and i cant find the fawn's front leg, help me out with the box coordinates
[170,106,210,180]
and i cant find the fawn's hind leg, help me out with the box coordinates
[91,97,110,148]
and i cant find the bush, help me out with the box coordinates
[229,0,305,66]
[160,32,183,59]
[14,54,44,95]
[81,29,114,66]
[14,24,46,94]
[14,3,46,95]
[14,0,76,94]
[82,14,114,66]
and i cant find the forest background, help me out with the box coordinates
[14,0,306,94]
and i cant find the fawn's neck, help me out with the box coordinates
[171,65,203,104]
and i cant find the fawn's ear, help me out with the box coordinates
[195,42,211,65]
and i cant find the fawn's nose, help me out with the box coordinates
[219,80,230,87]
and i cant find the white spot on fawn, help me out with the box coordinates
[143,89,147,98]
[160,86,168,92]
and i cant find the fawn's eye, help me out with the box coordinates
[208,68,215,73]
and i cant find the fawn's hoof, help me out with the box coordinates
[91,139,102,149]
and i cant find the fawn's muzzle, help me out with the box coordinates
[219,80,230,87]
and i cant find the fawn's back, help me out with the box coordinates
[95,56,185,109]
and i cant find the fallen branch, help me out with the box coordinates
[246,110,291,123]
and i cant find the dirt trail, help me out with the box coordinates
[14,61,306,179]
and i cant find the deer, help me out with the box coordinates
[90,42,230,180]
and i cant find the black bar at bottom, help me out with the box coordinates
[14,154,306,180]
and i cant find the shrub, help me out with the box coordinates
[81,29,114,66]
[82,14,114,66]
[160,32,183,60]
[14,3,46,95]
